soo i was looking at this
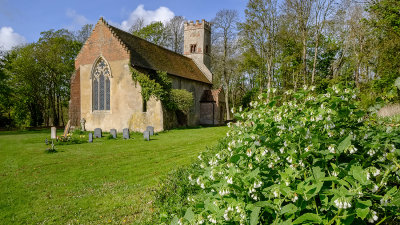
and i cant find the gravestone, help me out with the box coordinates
[88,133,93,143]
[94,128,102,138]
[110,129,117,139]
[143,131,150,141]
[123,128,130,139]
[146,126,154,136]
[80,118,86,131]
[45,138,48,145]
[51,127,56,139]
[63,120,71,138]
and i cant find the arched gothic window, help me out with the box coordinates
[92,57,111,111]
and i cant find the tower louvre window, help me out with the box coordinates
[205,45,209,54]
[190,44,197,53]
[92,57,111,111]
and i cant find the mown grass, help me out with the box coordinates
[0,126,228,224]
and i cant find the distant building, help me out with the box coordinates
[68,18,225,132]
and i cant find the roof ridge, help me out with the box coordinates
[106,23,191,60]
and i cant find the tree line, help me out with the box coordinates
[0,0,399,128]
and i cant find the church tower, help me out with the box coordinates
[184,19,212,82]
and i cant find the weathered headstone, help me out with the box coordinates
[110,129,117,139]
[94,128,102,138]
[51,127,56,139]
[123,128,130,139]
[88,133,93,143]
[63,120,71,138]
[143,131,150,141]
[80,118,86,131]
[146,126,154,136]
[45,138,48,145]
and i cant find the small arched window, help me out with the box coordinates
[92,57,111,111]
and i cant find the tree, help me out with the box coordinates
[283,0,313,85]
[311,0,335,84]
[166,16,185,53]
[240,0,279,96]
[132,21,170,47]
[212,9,240,120]
[75,24,94,44]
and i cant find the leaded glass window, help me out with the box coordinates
[92,57,111,111]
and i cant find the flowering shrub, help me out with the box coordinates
[171,85,400,224]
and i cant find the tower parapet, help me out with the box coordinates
[184,19,212,82]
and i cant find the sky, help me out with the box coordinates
[0,0,247,51]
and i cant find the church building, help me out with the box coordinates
[68,18,225,132]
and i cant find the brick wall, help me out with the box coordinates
[69,68,80,126]
[74,19,130,69]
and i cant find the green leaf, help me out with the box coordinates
[356,207,369,220]
[293,213,322,224]
[250,206,261,225]
[312,166,325,181]
[350,165,369,185]
[338,134,352,153]
[254,201,275,209]
[281,203,298,215]
[183,207,194,222]
[170,216,179,225]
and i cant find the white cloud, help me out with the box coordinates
[0,27,26,51]
[66,9,91,29]
[119,5,175,31]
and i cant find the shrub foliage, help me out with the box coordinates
[167,85,400,224]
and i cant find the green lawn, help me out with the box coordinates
[0,126,228,224]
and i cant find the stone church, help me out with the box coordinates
[68,17,225,132]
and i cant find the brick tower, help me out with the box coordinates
[183,19,212,82]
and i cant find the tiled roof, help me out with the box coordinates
[104,19,212,84]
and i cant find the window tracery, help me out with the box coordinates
[92,57,111,111]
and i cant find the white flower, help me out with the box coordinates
[226,176,233,184]
[198,155,202,160]
[332,171,338,177]
[348,145,357,154]
[380,198,389,206]
[368,210,378,223]
[286,156,293,163]
[368,149,376,156]
[304,145,312,152]
[292,194,299,202]
[334,198,352,209]
[254,181,262,188]
[262,149,268,156]
[246,149,253,157]
[207,215,217,224]
[328,144,336,153]
[372,184,379,193]
[219,188,230,196]
[373,169,380,177]
[366,172,370,180]
[273,190,279,198]
[280,147,285,154]
[200,183,205,189]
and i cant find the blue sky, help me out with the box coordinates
[0,0,247,50]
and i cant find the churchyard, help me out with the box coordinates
[0,126,228,224]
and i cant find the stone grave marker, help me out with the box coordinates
[146,126,154,136]
[94,128,102,138]
[88,133,93,143]
[123,128,130,139]
[110,129,117,139]
[45,138,48,145]
[143,131,150,141]
[51,127,56,139]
